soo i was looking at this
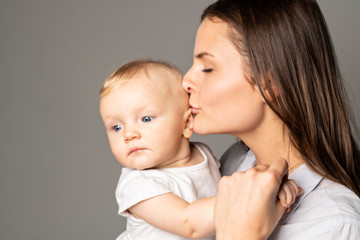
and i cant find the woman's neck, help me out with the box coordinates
[237,109,304,174]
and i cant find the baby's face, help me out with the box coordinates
[100,70,190,170]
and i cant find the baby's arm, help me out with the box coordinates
[129,193,216,239]
[128,179,302,239]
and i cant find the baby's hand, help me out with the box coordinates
[277,179,303,212]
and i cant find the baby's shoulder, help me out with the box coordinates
[119,168,170,186]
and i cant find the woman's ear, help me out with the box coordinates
[183,108,193,139]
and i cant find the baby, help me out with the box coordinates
[99,60,300,240]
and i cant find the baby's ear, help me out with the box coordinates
[183,108,193,139]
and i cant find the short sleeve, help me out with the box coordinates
[115,169,172,217]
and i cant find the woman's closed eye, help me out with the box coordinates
[142,116,154,123]
[202,68,213,73]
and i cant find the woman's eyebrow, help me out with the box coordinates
[195,51,214,59]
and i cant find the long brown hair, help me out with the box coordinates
[202,0,360,197]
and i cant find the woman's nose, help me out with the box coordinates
[182,69,196,94]
[124,127,140,142]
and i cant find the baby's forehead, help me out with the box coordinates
[145,66,181,84]
[136,67,182,91]
[132,68,188,107]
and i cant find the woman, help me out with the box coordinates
[182,0,360,239]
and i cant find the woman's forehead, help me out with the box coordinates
[195,18,233,55]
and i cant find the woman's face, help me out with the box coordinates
[182,18,266,137]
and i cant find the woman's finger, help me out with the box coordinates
[268,158,289,182]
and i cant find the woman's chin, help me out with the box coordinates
[192,126,208,135]
[193,126,217,135]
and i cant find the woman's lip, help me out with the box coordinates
[191,107,201,114]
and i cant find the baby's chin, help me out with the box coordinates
[123,157,157,170]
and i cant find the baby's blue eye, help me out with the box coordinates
[142,116,154,123]
[113,125,122,132]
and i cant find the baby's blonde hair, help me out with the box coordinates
[100,59,183,98]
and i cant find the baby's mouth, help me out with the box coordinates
[128,147,146,155]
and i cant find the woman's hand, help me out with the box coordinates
[214,158,294,240]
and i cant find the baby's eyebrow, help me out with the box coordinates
[102,117,118,124]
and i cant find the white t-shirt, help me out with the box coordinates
[116,142,221,240]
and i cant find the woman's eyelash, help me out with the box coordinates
[202,68,213,73]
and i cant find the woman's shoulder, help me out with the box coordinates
[293,177,360,223]
[314,178,360,217]
[271,177,360,239]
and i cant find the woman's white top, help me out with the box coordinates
[220,142,360,240]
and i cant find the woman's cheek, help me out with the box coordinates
[199,78,222,105]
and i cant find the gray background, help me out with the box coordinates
[1,0,359,239]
